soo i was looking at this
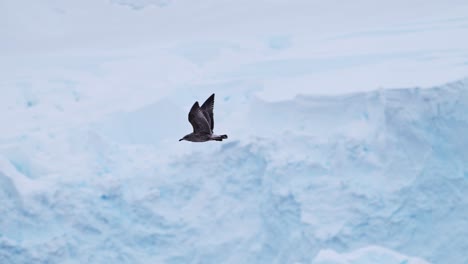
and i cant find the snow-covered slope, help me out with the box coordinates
[2,0,468,99]
[1,79,468,263]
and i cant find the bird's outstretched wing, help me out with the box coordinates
[200,93,215,132]
[188,101,211,134]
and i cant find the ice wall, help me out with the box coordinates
[1,79,468,263]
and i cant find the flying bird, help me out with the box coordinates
[179,93,228,142]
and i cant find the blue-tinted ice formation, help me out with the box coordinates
[1,79,468,263]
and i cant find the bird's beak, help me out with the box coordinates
[179,138,183,141]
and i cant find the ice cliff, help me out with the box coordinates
[1,79,468,263]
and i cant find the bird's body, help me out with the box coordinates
[179,94,228,142]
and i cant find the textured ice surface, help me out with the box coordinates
[1,79,468,263]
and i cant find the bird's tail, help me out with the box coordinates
[213,134,228,141]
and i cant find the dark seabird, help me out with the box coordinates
[179,93,228,142]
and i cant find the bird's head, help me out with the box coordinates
[179,135,188,142]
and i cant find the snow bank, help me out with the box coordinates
[313,246,430,264]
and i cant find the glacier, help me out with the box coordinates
[1,78,468,263]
